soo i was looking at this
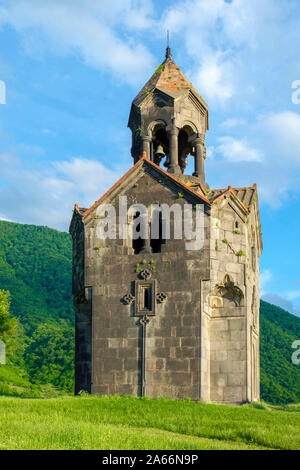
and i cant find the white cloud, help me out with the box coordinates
[122,0,155,30]
[221,118,246,129]
[162,0,241,101]
[286,290,300,302]
[206,146,215,159]
[0,214,13,222]
[263,111,300,166]
[150,1,300,203]
[260,271,300,316]
[191,54,233,102]
[1,1,300,212]
[0,0,156,86]
[1,0,299,102]
[163,0,300,103]
[216,136,262,162]
[262,292,300,316]
[205,109,300,205]
[260,269,272,295]
[163,0,237,101]
[0,152,124,230]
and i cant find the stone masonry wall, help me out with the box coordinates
[83,169,211,400]
[206,193,260,403]
[71,167,261,403]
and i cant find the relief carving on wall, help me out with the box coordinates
[121,293,135,305]
[209,274,244,312]
[121,270,168,313]
[139,269,152,280]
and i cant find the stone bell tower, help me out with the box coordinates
[70,46,262,404]
[128,47,209,184]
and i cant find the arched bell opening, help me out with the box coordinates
[151,124,169,167]
[178,125,194,174]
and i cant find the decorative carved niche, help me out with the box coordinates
[135,280,157,316]
[209,275,244,314]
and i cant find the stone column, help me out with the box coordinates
[167,127,180,175]
[141,135,152,160]
[140,212,152,254]
[140,238,151,254]
[131,133,139,164]
[193,135,205,183]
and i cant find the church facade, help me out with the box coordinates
[70,47,262,404]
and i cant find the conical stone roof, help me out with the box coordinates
[133,49,207,107]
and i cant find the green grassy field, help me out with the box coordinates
[0,395,299,450]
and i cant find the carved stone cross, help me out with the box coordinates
[121,271,168,396]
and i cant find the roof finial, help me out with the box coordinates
[166,30,172,59]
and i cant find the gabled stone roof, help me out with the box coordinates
[133,53,207,108]
[206,186,257,210]
[72,153,210,221]
[72,155,259,225]
[173,179,258,212]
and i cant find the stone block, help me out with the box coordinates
[227,373,245,386]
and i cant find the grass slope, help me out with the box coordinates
[0,363,42,398]
[0,395,299,450]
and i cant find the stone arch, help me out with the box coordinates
[180,121,198,135]
[149,121,169,167]
[148,119,168,134]
[177,124,196,173]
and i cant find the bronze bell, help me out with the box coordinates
[155,144,165,159]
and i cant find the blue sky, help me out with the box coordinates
[0,0,300,315]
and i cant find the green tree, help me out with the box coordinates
[24,321,74,392]
[0,289,18,352]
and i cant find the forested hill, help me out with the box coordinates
[260,300,300,403]
[0,221,73,332]
[0,220,300,404]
